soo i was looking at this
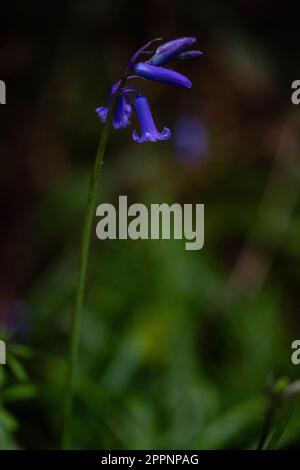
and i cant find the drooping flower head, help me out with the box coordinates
[133,95,171,143]
[96,95,131,130]
[96,37,202,143]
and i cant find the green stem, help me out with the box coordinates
[257,407,274,450]
[265,400,296,450]
[61,82,123,449]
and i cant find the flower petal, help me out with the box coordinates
[96,96,132,129]
[127,38,162,69]
[132,95,172,143]
[112,95,132,129]
[177,50,203,60]
[149,37,196,66]
[133,63,192,88]
[96,106,108,122]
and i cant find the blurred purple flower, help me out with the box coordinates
[0,299,27,337]
[133,96,171,143]
[174,116,209,165]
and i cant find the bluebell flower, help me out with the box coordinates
[96,106,108,122]
[132,62,192,88]
[148,37,197,66]
[96,37,202,143]
[96,95,131,129]
[112,96,131,129]
[133,96,171,143]
[127,38,162,70]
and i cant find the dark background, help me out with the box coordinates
[0,0,300,449]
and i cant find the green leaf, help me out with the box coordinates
[0,407,18,432]
[9,344,33,359]
[266,400,296,449]
[7,355,28,382]
[2,384,38,402]
[0,367,7,388]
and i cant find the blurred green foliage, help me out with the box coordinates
[8,143,298,449]
[0,336,37,449]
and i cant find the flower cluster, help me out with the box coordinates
[96,37,202,143]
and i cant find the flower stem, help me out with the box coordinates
[61,83,123,449]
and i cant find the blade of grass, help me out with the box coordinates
[265,399,296,450]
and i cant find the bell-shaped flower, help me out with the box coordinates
[148,37,196,66]
[132,95,171,143]
[96,95,131,130]
[96,37,202,142]
[133,62,191,88]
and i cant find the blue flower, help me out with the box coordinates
[96,95,131,129]
[132,96,171,143]
[112,95,131,129]
[148,37,197,66]
[96,106,108,122]
[96,37,202,143]
[132,62,192,88]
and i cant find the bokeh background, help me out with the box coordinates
[0,0,300,450]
